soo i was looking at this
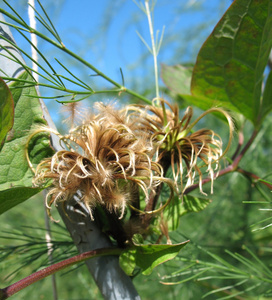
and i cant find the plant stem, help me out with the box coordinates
[144,0,169,129]
[43,198,58,300]
[3,75,133,102]
[28,0,38,82]
[0,8,152,105]
[145,0,159,100]
[0,248,122,300]
[55,36,151,103]
[184,129,259,194]
[232,130,244,160]
[28,1,58,296]
[233,129,258,164]
[237,167,272,190]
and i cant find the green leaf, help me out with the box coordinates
[161,64,193,95]
[120,240,189,276]
[163,195,211,231]
[161,65,243,124]
[182,195,212,214]
[163,195,182,232]
[0,187,43,215]
[162,0,272,125]
[190,0,272,126]
[260,69,272,123]
[0,77,14,150]
[119,249,137,277]
[0,71,54,214]
[161,64,241,115]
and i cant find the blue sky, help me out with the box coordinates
[8,0,232,122]
[51,0,231,83]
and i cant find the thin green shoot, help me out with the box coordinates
[54,58,93,91]
[36,0,63,44]
[0,2,152,104]
[135,0,167,124]
[18,29,65,86]
[145,0,160,100]
[120,67,125,87]
[202,278,248,298]
[2,0,29,27]
[0,33,64,87]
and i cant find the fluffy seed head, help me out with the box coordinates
[33,103,162,219]
[128,100,232,195]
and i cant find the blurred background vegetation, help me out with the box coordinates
[1,0,272,299]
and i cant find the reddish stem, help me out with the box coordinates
[184,163,235,194]
[233,129,258,164]
[237,167,272,190]
[184,129,259,194]
[231,130,244,160]
[0,248,121,300]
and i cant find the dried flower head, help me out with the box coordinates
[32,103,162,219]
[61,100,86,128]
[128,99,233,195]
[26,99,232,224]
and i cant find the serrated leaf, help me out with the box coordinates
[119,240,189,276]
[0,77,14,150]
[190,0,272,126]
[0,71,54,214]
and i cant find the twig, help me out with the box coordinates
[237,168,272,190]
[0,4,152,104]
[233,129,258,165]
[43,199,58,300]
[184,129,259,194]
[28,1,58,298]
[232,130,244,160]
[27,0,38,82]
[145,0,159,99]
[0,248,121,300]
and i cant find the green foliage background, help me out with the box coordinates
[0,0,272,299]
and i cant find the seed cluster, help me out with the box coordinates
[30,100,232,220]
